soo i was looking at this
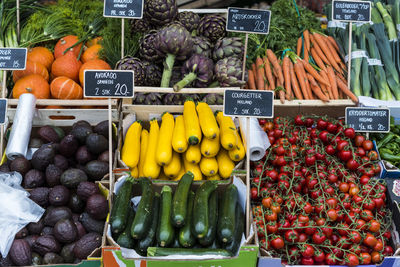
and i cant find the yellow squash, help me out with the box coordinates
[143,119,161,179]
[185,144,201,164]
[183,99,202,145]
[158,170,170,180]
[207,173,221,181]
[196,102,219,139]
[163,151,182,179]
[217,148,235,179]
[172,165,186,181]
[156,112,175,166]
[172,115,188,153]
[121,121,142,168]
[229,130,246,161]
[199,157,218,177]
[183,156,203,181]
[216,111,237,151]
[131,166,139,178]
[200,133,220,158]
[138,129,149,177]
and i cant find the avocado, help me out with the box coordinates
[71,125,93,144]
[29,187,50,207]
[9,239,31,266]
[49,185,70,206]
[76,181,100,201]
[61,243,75,263]
[73,120,91,129]
[79,212,105,234]
[69,193,85,213]
[32,235,61,256]
[0,164,10,172]
[73,233,102,259]
[50,126,65,140]
[31,252,42,265]
[60,168,88,189]
[59,135,79,158]
[85,160,108,180]
[27,218,44,235]
[98,150,114,163]
[0,253,13,267]
[38,126,60,143]
[29,138,43,149]
[73,220,87,239]
[86,194,109,220]
[40,227,54,236]
[24,235,39,248]
[94,120,109,138]
[44,206,72,226]
[15,227,28,239]
[54,154,69,171]
[31,144,56,171]
[85,133,108,155]
[75,146,93,164]
[23,169,45,189]
[53,219,77,243]
[45,164,62,187]
[10,157,31,176]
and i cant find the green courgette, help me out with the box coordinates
[135,193,160,256]
[110,176,134,234]
[116,207,135,248]
[217,184,238,244]
[157,186,175,247]
[191,181,218,239]
[147,247,231,257]
[178,191,196,248]
[131,178,154,239]
[198,190,218,247]
[223,204,244,256]
[171,172,194,227]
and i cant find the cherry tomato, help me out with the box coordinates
[368,150,379,160]
[265,211,277,222]
[270,203,281,214]
[263,122,274,131]
[360,252,371,265]
[313,249,325,263]
[294,115,304,126]
[266,222,278,234]
[344,128,356,139]
[349,230,362,243]
[262,197,272,208]
[250,188,258,200]
[346,253,360,266]
[327,209,338,221]
[325,253,337,265]
[305,155,316,166]
[355,135,366,147]
[304,118,314,127]
[362,140,373,151]
[325,144,336,155]
[373,239,383,252]
[301,257,314,265]
[371,251,381,263]
[312,232,326,244]
[270,236,285,250]
[327,123,338,133]
[285,229,299,243]
[363,233,378,248]
[339,182,350,193]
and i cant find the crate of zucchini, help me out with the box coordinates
[0,109,117,266]
[103,173,257,266]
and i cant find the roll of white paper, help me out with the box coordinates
[6,94,36,160]
[239,117,270,161]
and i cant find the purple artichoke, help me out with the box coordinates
[130,18,154,33]
[139,30,162,62]
[115,56,146,86]
[214,57,246,87]
[144,0,178,26]
[192,36,212,58]
[213,37,244,61]
[142,61,162,87]
[173,54,214,91]
[198,15,226,43]
[177,11,200,32]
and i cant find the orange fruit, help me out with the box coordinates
[86,37,103,47]
[79,59,111,85]
[51,54,82,82]
[13,60,49,82]
[54,35,82,59]
[27,47,54,70]
[82,44,102,63]
[13,74,50,99]
[50,76,83,99]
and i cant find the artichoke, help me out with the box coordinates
[177,11,200,32]
[192,36,212,58]
[115,56,146,86]
[214,57,246,87]
[198,15,226,43]
[144,0,178,26]
[143,93,163,105]
[173,55,214,91]
[139,30,162,62]
[213,37,244,61]
[163,93,184,105]
[155,24,193,87]
[133,93,147,104]
[203,93,223,105]
[169,66,183,87]
[130,18,153,33]
[142,61,162,87]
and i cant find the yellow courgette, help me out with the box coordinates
[196,102,219,139]
[138,129,149,177]
[156,112,175,166]
[131,166,139,178]
[172,115,188,153]
[216,111,237,151]
[200,133,220,158]
[183,100,202,145]
[121,121,142,168]
[172,165,186,181]
[207,173,221,181]
[158,170,170,180]
[216,148,235,179]
[143,119,161,179]
[229,130,246,161]
[183,155,203,181]
[185,144,201,164]
[199,157,219,177]
[163,151,182,179]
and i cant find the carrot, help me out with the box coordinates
[304,76,314,99]
[251,63,257,84]
[307,74,329,102]
[282,56,292,100]
[336,76,358,103]
[263,57,275,90]
[320,70,334,99]
[276,77,285,104]
[323,35,341,64]
[293,61,309,99]
[301,59,330,87]
[304,47,309,62]
[326,66,339,99]
[310,48,326,71]
[266,49,284,85]
[313,32,342,73]
[289,61,303,100]
[297,37,302,56]
[327,36,340,52]
[304,30,311,52]
[310,34,330,65]
[255,57,265,90]
[247,69,256,90]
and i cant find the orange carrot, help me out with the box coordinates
[304,48,309,63]
[323,35,341,64]
[263,57,275,90]
[307,74,329,102]
[301,59,330,87]
[304,76,314,99]
[276,78,285,104]
[289,61,303,100]
[294,61,309,99]
[327,36,340,52]
[297,37,302,56]
[304,30,311,52]
[326,66,339,99]
[336,76,358,103]
[247,70,256,90]
[310,34,330,65]
[255,57,265,90]
[320,70,334,99]
[266,49,284,85]
[310,48,326,71]
[313,32,342,73]
[282,56,292,100]
[251,63,257,84]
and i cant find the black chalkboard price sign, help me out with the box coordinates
[345,107,390,133]
[0,99,7,125]
[0,48,27,70]
[84,70,134,98]
[224,89,274,118]
[226,7,271,34]
[103,0,143,19]
[332,0,371,22]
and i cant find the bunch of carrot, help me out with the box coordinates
[246,30,358,104]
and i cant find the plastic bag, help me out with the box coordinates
[0,171,24,192]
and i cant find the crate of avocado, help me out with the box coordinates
[105,174,256,264]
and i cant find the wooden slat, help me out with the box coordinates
[134,86,238,94]
[178,8,228,13]
[7,99,118,106]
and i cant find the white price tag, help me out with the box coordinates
[328,20,347,29]
[345,50,368,63]
[367,58,383,66]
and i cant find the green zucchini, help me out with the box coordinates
[178,191,196,248]
[131,178,154,239]
[157,186,175,247]
[217,184,238,244]
[171,172,194,227]
[147,247,231,257]
[116,207,135,248]
[223,204,244,256]
[110,177,134,234]
[135,193,160,256]
[191,181,218,239]
[172,230,181,248]
[198,190,218,247]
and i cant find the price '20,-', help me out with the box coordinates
[94,83,129,96]
[254,20,266,32]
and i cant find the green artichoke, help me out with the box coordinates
[139,30,162,62]
[144,0,178,26]
[177,11,200,32]
[192,36,212,58]
[142,60,162,87]
[212,37,244,61]
[198,15,226,43]
[115,56,146,86]
[214,57,246,87]
[155,24,193,87]
[202,93,223,105]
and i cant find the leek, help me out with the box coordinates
[376,1,398,40]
